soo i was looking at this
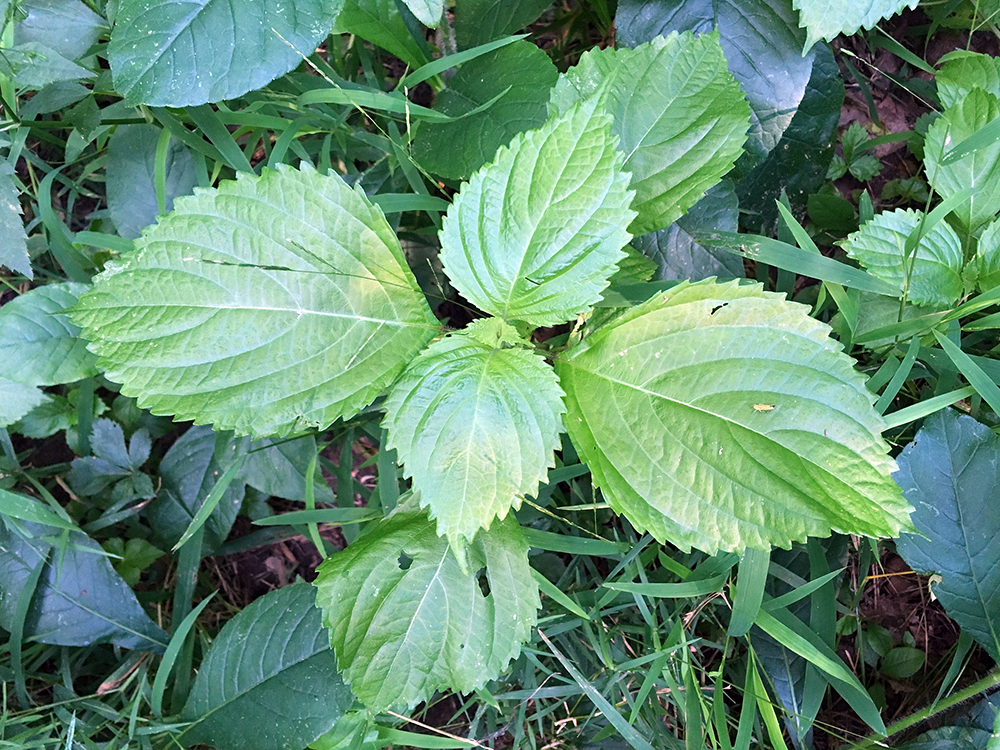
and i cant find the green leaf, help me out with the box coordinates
[631,180,743,281]
[549,32,749,235]
[935,50,1000,110]
[0,380,47,429]
[399,0,442,27]
[333,0,428,71]
[109,0,342,107]
[240,435,335,505]
[924,88,1000,232]
[0,42,94,87]
[880,646,925,679]
[453,0,552,50]
[0,488,79,531]
[0,283,97,386]
[180,583,353,750]
[148,425,246,553]
[557,279,912,555]
[976,217,1000,292]
[14,0,107,62]
[413,41,558,181]
[384,319,565,548]
[895,410,1000,661]
[71,165,438,438]
[792,0,917,50]
[840,208,964,307]
[0,516,168,651]
[67,418,153,496]
[440,98,633,326]
[0,161,31,279]
[314,503,539,711]
[107,125,197,239]
[616,0,817,183]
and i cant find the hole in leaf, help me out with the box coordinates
[710,302,729,315]
[398,552,413,570]
[475,567,491,598]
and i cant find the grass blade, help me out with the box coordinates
[728,546,770,637]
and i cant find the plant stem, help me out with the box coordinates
[845,668,1000,749]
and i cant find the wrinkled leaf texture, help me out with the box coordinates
[793,0,918,50]
[0,160,31,278]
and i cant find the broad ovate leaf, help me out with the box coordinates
[936,50,1000,110]
[924,88,1000,232]
[440,98,634,327]
[384,318,565,549]
[110,0,342,107]
[549,32,749,235]
[792,0,917,51]
[839,208,964,307]
[314,503,538,711]
[557,280,912,555]
[71,165,438,438]
[895,410,1000,661]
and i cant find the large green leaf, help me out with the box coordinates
[0,283,97,386]
[840,208,964,307]
[616,0,817,181]
[0,160,31,279]
[0,515,168,651]
[0,380,47,428]
[792,0,917,51]
[332,0,428,71]
[975,217,1000,292]
[180,583,353,750]
[549,32,748,235]
[106,125,196,239]
[0,42,93,88]
[413,41,558,181]
[936,51,1000,110]
[14,0,107,62]
[453,0,553,50]
[109,0,342,107]
[240,435,336,504]
[399,0,443,27]
[440,99,633,326]
[924,88,1000,233]
[384,319,565,548]
[71,165,438,438]
[895,410,1000,662]
[314,503,539,711]
[557,279,912,555]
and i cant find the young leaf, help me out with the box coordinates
[0,283,97,386]
[384,318,565,548]
[895,410,1000,661]
[924,88,1000,232]
[440,98,634,326]
[791,0,917,51]
[0,161,31,279]
[549,32,749,235]
[180,583,353,750]
[109,0,343,107]
[839,208,964,307]
[936,50,1000,110]
[71,165,439,438]
[557,279,912,555]
[314,503,539,711]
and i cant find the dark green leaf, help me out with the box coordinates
[333,0,428,70]
[14,0,107,62]
[240,435,335,504]
[880,646,925,679]
[453,0,553,50]
[0,42,93,87]
[68,418,152,496]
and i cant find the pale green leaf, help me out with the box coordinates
[109,0,342,107]
[413,41,558,181]
[384,319,565,548]
[924,88,1000,232]
[0,161,31,279]
[71,165,438,438]
[14,0,108,62]
[0,379,48,429]
[976,217,1000,292]
[314,503,539,711]
[0,283,97,386]
[792,0,917,50]
[180,583,353,750]
[839,208,964,307]
[895,410,1000,661]
[0,42,94,87]
[440,98,634,326]
[399,0,443,27]
[549,32,749,235]
[557,279,912,555]
[936,50,1000,110]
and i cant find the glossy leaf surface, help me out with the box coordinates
[72,165,438,438]
[314,505,539,711]
[558,280,912,554]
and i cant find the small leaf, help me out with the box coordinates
[440,98,634,326]
[792,0,918,50]
[72,165,438,438]
[895,409,1000,661]
[413,41,558,181]
[936,50,1000,110]
[849,155,882,182]
[398,0,443,27]
[180,583,353,750]
[0,516,168,651]
[549,32,749,235]
[880,646,925,679]
[975,217,1000,292]
[67,418,152,496]
[384,319,565,548]
[0,380,48,429]
[0,161,31,279]
[0,282,97,386]
[558,280,912,555]
[924,88,1000,232]
[314,503,539,711]
[840,208,964,307]
[109,0,343,107]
